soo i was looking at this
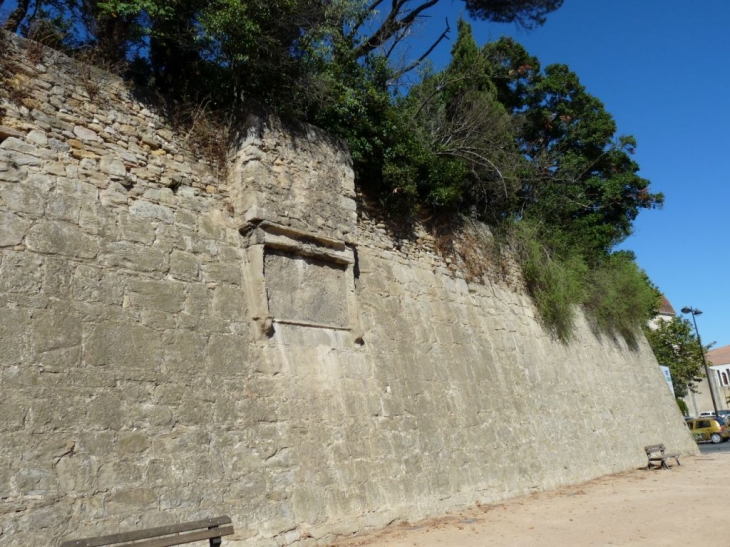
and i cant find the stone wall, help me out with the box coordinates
[0,34,697,547]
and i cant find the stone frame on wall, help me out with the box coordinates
[240,221,362,343]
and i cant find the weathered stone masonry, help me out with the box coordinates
[0,34,696,547]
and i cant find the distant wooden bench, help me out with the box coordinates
[60,516,233,547]
[644,444,681,470]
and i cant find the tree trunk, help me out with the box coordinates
[3,0,31,32]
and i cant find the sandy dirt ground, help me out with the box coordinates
[330,450,729,547]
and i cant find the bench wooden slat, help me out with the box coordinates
[60,517,232,547]
[644,443,680,469]
[114,525,234,547]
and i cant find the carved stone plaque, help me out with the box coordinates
[264,250,348,328]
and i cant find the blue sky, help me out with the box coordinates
[408,0,729,348]
[2,1,727,347]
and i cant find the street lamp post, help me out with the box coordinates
[681,307,720,417]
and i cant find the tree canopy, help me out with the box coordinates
[644,318,706,399]
[0,1,562,97]
[387,26,663,246]
[1,0,670,341]
[482,37,664,255]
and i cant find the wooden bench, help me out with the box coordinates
[644,444,681,470]
[60,516,233,547]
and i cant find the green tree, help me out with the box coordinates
[464,0,563,27]
[644,317,705,399]
[1,0,564,103]
[3,0,31,32]
[399,19,525,217]
[483,38,664,257]
[582,251,660,344]
[346,0,562,59]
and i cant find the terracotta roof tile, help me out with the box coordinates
[708,345,730,366]
[658,295,676,316]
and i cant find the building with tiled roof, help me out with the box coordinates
[704,345,730,414]
[658,295,676,317]
[683,344,730,417]
[708,345,730,367]
[647,295,677,331]
[650,296,727,417]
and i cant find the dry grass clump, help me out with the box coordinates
[431,215,512,285]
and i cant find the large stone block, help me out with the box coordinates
[98,460,146,487]
[0,180,47,215]
[85,393,123,430]
[30,308,82,354]
[105,488,157,513]
[12,503,73,535]
[72,265,125,305]
[201,262,241,285]
[0,137,40,156]
[0,148,42,168]
[46,177,97,223]
[26,221,99,259]
[206,333,250,375]
[42,257,75,296]
[169,249,199,281]
[101,241,169,273]
[127,278,187,313]
[0,251,44,295]
[162,331,207,374]
[211,283,247,322]
[0,210,32,247]
[117,432,150,455]
[83,322,164,369]
[55,453,98,492]
[116,213,156,245]
[0,392,28,432]
[129,200,174,224]
[13,466,61,497]
[26,391,87,433]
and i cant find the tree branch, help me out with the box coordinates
[354,0,440,58]
[3,0,30,32]
[392,17,450,80]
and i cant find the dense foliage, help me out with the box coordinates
[1,0,668,341]
[393,23,663,340]
[644,317,706,398]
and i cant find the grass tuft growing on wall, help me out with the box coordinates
[510,221,658,344]
[582,252,660,346]
[512,221,587,342]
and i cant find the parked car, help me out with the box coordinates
[686,417,730,444]
[697,410,730,420]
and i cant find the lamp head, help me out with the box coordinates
[681,307,702,315]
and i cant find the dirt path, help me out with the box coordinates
[331,451,728,547]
